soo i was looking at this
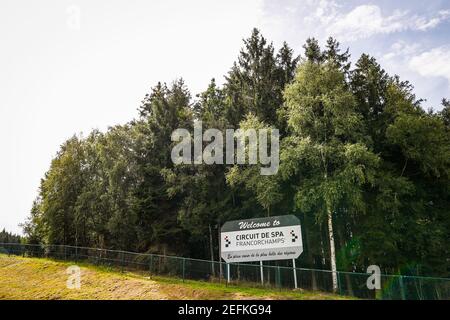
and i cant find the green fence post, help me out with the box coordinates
[121,252,125,273]
[376,275,383,300]
[277,266,281,290]
[226,263,230,287]
[182,258,186,282]
[399,275,406,300]
[149,254,153,278]
[337,271,342,295]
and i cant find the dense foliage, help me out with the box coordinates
[0,229,22,244]
[23,29,450,278]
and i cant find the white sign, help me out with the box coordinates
[220,215,303,263]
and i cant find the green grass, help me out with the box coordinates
[0,254,352,300]
[150,275,350,300]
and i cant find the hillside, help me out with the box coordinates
[0,255,348,300]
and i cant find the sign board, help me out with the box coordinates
[220,215,303,263]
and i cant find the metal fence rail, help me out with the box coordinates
[0,243,448,300]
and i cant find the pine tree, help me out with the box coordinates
[224,28,297,127]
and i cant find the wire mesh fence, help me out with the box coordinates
[0,242,448,300]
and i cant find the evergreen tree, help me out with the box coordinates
[0,229,22,244]
[133,79,193,253]
[224,28,298,127]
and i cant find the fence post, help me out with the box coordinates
[64,246,67,261]
[337,271,342,295]
[121,251,125,273]
[182,258,186,282]
[399,275,406,300]
[277,266,281,290]
[149,254,153,275]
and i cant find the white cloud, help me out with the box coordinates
[383,42,450,86]
[260,1,450,109]
[303,3,450,41]
[379,42,450,108]
[328,5,408,41]
[409,46,450,87]
[304,0,339,25]
[414,10,450,31]
[383,41,421,60]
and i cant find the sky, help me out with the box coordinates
[1,0,449,235]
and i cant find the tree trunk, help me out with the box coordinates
[327,209,338,293]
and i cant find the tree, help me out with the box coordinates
[303,38,323,63]
[0,229,21,244]
[324,37,351,76]
[21,199,44,244]
[38,136,86,245]
[283,60,379,291]
[226,114,283,216]
[93,125,139,250]
[133,79,193,253]
[224,28,298,128]
[440,98,450,127]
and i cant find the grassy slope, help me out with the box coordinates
[0,254,349,300]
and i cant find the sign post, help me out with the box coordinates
[220,215,303,288]
[292,258,298,289]
[260,261,264,285]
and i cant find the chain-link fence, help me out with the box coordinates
[1,243,448,300]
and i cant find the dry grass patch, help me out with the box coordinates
[0,254,351,300]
